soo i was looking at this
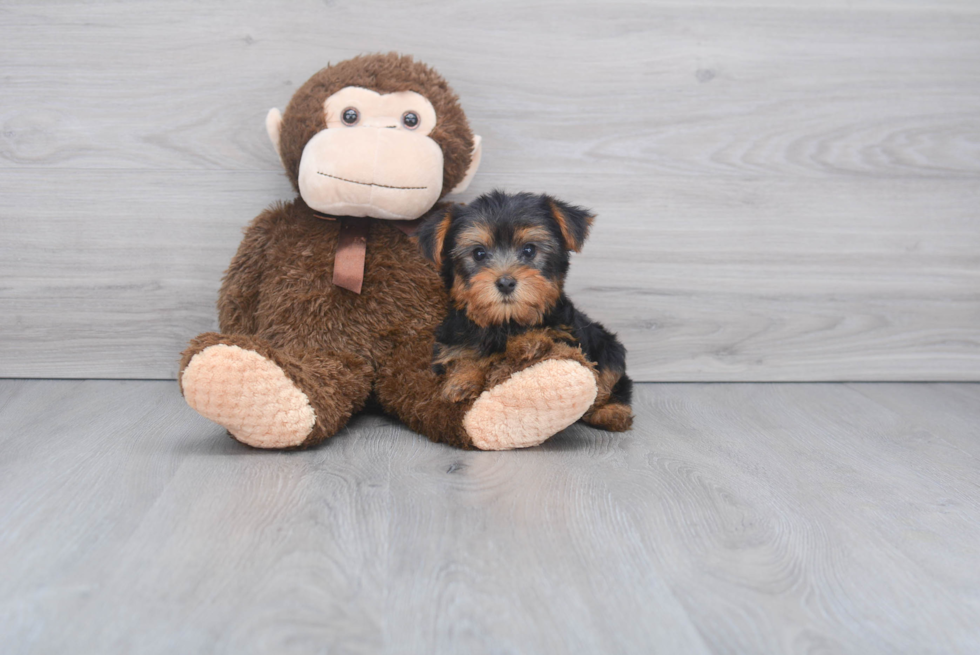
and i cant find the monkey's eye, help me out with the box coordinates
[521,243,537,259]
[472,247,488,262]
[402,111,420,129]
[341,107,359,126]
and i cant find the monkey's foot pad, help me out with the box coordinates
[463,359,598,451]
[181,345,316,449]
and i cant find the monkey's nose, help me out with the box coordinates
[496,275,517,295]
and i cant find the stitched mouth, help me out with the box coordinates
[316,171,427,190]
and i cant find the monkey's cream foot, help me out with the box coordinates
[181,344,316,449]
[462,359,598,450]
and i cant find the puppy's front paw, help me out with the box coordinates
[442,377,482,403]
[506,330,555,363]
[441,362,488,403]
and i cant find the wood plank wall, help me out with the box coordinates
[1,0,978,380]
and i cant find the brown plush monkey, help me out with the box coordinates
[179,53,599,450]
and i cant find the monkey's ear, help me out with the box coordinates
[417,204,458,267]
[545,196,595,252]
[448,135,482,195]
[265,108,283,161]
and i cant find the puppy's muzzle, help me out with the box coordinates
[495,275,517,296]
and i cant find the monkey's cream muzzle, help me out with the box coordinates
[297,127,444,220]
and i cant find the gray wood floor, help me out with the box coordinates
[2,380,979,654]
[2,0,979,381]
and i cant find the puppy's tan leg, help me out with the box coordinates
[582,403,634,432]
[442,357,495,402]
[581,368,633,432]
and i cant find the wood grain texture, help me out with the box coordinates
[1,0,979,379]
[2,380,980,654]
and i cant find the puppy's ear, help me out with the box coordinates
[417,203,457,267]
[545,196,595,252]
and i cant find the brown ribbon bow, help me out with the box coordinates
[312,211,423,294]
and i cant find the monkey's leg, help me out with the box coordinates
[464,333,600,449]
[179,333,372,449]
[372,333,474,449]
[375,331,597,451]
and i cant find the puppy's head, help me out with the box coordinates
[418,190,594,327]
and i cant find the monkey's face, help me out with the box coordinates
[267,55,482,221]
[294,87,444,220]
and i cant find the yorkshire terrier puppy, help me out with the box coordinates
[417,190,633,432]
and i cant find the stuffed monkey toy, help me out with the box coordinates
[179,53,599,450]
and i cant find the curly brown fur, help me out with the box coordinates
[184,201,484,447]
[418,190,634,432]
[180,55,485,449]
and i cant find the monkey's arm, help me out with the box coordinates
[217,206,278,334]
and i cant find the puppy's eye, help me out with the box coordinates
[472,247,488,262]
[521,243,537,259]
[342,107,359,126]
[402,111,420,129]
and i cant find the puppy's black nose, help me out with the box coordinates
[496,275,517,295]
